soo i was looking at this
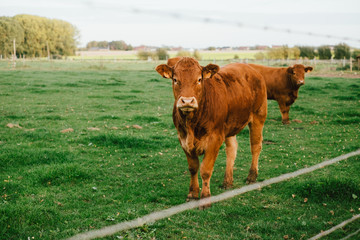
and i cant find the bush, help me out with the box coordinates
[193,50,201,60]
[137,50,154,60]
[176,50,192,57]
[334,43,350,59]
[336,64,359,71]
[156,48,169,60]
[254,52,265,60]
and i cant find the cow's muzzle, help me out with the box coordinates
[297,80,305,86]
[177,97,198,112]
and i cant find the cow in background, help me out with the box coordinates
[156,57,267,208]
[167,57,182,67]
[249,64,313,124]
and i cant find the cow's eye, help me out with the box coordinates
[173,78,177,83]
[198,78,202,84]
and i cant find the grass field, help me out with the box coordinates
[0,60,359,239]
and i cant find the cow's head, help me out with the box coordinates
[287,64,313,86]
[156,57,219,114]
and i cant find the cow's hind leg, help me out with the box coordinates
[247,110,266,184]
[223,136,237,189]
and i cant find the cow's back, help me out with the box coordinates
[212,63,267,137]
[248,64,288,100]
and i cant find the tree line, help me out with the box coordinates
[0,14,78,58]
[85,40,133,50]
[255,43,360,60]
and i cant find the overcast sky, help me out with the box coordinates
[2,0,360,48]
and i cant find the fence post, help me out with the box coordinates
[47,41,50,60]
[12,38,16,69]
[350,57,352,72]
[313,56,316,67]
[343,57,346,67]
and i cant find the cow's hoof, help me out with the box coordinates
[221,182,233,189]
[282,120,290,125]
[186,193,199,202]
[246,179,256,184]
[246,172,257,184]
[186,196,199,202]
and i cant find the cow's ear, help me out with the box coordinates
[305,66,313,73]
[155,64,173,79]
[287,67,294,74]
[202,64,220,78]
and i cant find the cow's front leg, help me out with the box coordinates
[278,101,291,124]
[199,134,224,209]
[185,153,199,201]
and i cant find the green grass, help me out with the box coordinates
[0,62,359,239]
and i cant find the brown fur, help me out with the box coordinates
[167,57,182,67]
[249,64,313,124]
[156,57,267,208]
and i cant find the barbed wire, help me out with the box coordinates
[126,7,360,44]
[67,149,360,240]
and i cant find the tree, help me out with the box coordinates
[317,46,332,59]
[334,43,351,59]
[298,46,317,59]
[13,15,46,57]
[109,40,133,50]
[291,47,301,59]
[0,17,24,58]
[86,41,99,49]
[12,14,78,57]
[352,49,360,59]
[267,48,284,59]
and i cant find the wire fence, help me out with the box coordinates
[309,214,360,240]
[67,149,360,240]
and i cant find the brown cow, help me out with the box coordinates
[248,64,313,124]
[156,57,267,208]
[167,57,182,67]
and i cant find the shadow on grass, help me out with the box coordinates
[294,178,360,202]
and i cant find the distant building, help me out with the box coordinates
[219,46,233,51]
[133,45,157,51]
[237,46,250,51]
[255,45,269,50]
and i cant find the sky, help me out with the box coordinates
[1,0,360,49]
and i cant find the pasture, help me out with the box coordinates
[0,60,359,239]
